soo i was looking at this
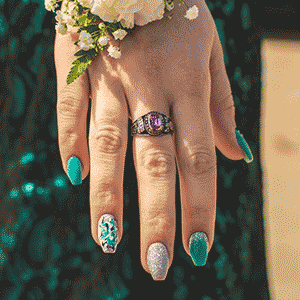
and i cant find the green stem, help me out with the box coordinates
[118,22,121,49]
[91,30,101,37]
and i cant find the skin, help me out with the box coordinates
[54,0,246,278]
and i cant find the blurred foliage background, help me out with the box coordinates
[0,0,268,299]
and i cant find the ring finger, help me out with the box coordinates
[125,67,177,280]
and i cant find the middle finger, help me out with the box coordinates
[133,131,177,281]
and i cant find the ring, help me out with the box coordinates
[131,111,174,136]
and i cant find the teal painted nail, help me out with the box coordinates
[67,156,82,185]
[189,232,209,266]
[235,129,253,163]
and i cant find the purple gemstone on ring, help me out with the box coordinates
[149,113,162,130]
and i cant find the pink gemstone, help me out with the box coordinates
[149,114,161,130]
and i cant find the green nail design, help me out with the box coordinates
[67,156,82,185]
[189,232,209,266]
[235,129,253,163]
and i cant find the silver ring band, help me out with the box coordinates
[131,111,174,136]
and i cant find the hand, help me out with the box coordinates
[54,0,251,280]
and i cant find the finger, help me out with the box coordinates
[126,64,176,279]
[172,89,217,266]
[87,54,129,252]
[209,24,252,162]
[133,131,176,280]
[54,1,90,184]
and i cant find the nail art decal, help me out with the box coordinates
[98,214,118,253]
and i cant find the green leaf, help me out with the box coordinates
[106,22,121,38]
[76,13,88,27]
[87,10,100,23]
[66,49,97,85]
[54,1,63,12]
[83,24,100,34]
[77,3,87,15]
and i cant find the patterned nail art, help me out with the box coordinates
[98,214,118,253]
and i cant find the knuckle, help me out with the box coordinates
[186,147,215,175]
[57,94,83,119]
[93,125,123,154]
[60,131,80,145]
[188,204,211,220]
[93,189,115,210]
[146,213,170,237]
[143,150,175,178]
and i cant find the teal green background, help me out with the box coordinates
[0,0,271,299]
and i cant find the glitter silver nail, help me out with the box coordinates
[98,214,118,253]
[147,242,169,280]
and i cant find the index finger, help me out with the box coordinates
[54,1,90,183]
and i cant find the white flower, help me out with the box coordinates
[45,0,56,12]
[78,30,94,51]
[112,29,128,41]
[79,30,93,41]
[63,2,79,26]
[78,40,94,51]
[63,13,76,26]
[107,45,121,59]
[184,5,199,20]
[55,10,65,24]
[77,0,94,9]
[55,22,67,35]
[165,0,174,11]
[98,36,108,46]
[90,0,121,25]
[124,0,165,28]
[90,0,165,30]
[67,2,79,18]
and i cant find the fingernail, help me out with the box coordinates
[147,242,169,281]
[189,232,209,266]
[235,129,253,163]
[67,156,82,185]
[98,214,118,253]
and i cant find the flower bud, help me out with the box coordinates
[107,45,121,59]
[55,22,67,35]
[165,1,174,11]
[98,36,108,46]
[99,23,106,29]
[112,29,128,41]
[184,5,199,20]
